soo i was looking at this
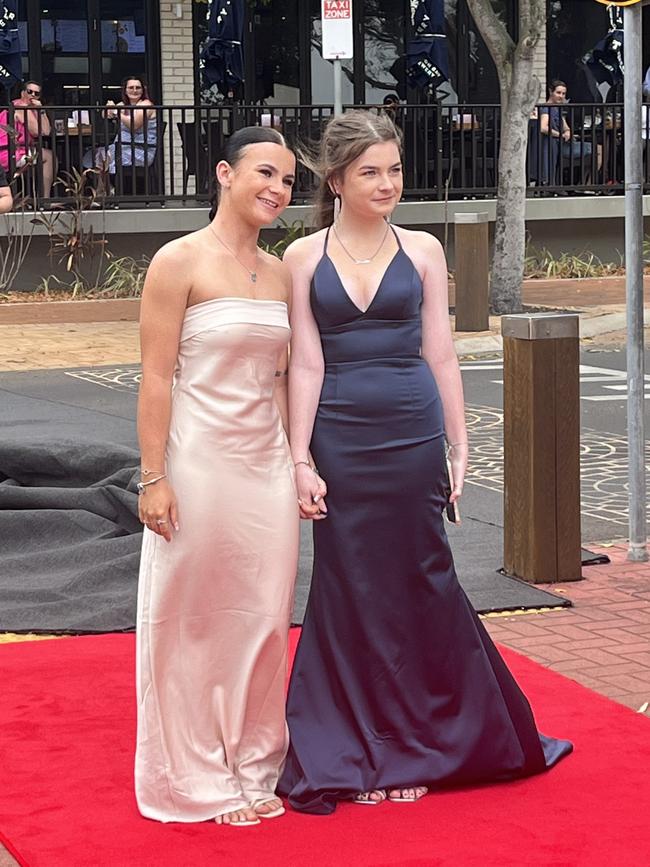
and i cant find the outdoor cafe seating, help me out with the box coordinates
[0,101,645,209]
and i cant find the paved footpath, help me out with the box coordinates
[484,543,650,714]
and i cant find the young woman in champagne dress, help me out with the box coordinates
[135,127,306,827]
[278,111,572,814]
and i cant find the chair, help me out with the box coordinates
[112,119,166,202]
[177,121,208,193]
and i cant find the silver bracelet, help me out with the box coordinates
[136,474,167,495]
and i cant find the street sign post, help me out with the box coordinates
[622,2,648,561]
[321,0,353,116]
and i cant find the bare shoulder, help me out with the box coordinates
[149,232,199,269]
[145,232,204,298]
[393,225,443,257]
[283,229,327,275]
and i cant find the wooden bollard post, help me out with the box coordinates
[502,313,582,584]
[454,212,489,331]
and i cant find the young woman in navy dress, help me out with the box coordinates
[278,111,572,814]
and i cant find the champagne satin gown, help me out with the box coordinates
[135,297,299,822]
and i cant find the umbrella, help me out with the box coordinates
[582,5,624,99]
[199,0,245,97]
[0,0,22,90]
[406,0,448,92]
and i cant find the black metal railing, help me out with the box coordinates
[0,102,647,210]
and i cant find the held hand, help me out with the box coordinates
[447,442,468,504]
[138,479,179,543]
[562,129,571,142]
[296,464,328,521]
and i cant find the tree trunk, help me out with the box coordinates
[490,53,537,313]
[466,0,545,313]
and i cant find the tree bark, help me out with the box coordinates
[466,0,545,313]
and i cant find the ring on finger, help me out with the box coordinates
[156,519,168,525]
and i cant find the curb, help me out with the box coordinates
[0,299,140,325]
[454,307,650,356]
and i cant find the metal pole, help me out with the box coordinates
[333,58,342,116]
[623,4,648,562]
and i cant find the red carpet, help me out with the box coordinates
[0,630,649,867]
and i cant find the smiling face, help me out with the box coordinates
[334,140,403,220]
[549,84,567,104]
[216,142,296,227]
[124,79,145,103]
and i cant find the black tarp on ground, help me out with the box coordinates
[0,439,141,632]
[0,366,571,633]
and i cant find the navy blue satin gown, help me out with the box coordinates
[278,227,572,814]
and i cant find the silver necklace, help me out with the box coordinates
[209,224,258,283]
[333,220,390,265]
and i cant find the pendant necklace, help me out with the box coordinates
[333,220,390,265]
[209,223,258,283]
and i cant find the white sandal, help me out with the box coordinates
[251,798,285,819]
[353,789,386,805]
[387,786,428,803]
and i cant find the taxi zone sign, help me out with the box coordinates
[321,0,353,59]
[323,0,351,18]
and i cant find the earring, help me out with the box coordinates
[333,194,341,221]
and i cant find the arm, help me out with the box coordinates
[286,238,328,518]
[419,233,468,502]
[0,183,13,213]
[136,241,191,541]
[539,109,550,136]
[120,100,154,132]
[24,102,51,137]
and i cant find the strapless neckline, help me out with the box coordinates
[186,296,288,313]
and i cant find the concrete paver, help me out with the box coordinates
[484,542,650,715]
[0,322,140,371]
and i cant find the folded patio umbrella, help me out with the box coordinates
[406,0,448,92]
[199,0,245,96]
[0,0,22,89]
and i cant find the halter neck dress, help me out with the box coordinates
[278,228,572,814]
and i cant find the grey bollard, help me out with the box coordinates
[453,212,489,332]
[502,313,582,584]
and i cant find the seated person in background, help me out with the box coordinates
[381,93,402,127]
[103,77,157,188]
[539,79,599,186]
[11,81,56,198]
[0,165,13,213]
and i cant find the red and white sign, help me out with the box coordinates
[323,0,351,18]
[321,0,353,59]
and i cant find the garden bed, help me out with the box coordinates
[0,297,140,324]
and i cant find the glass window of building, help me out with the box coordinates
[249,1,300,104]
[99,0,149,102]
[363,0,406,106]
[40,0,90,104]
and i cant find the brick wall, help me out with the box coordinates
[159,0,196,194]
[533,25,547,102]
